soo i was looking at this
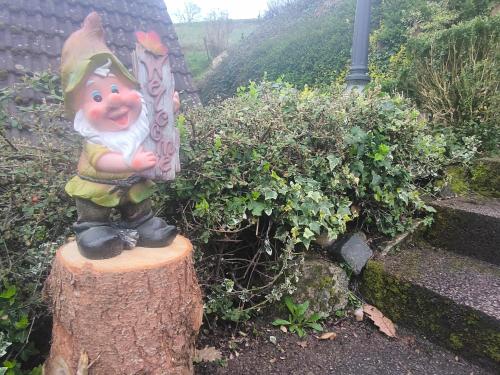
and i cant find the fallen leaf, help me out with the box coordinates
[194,346,222,363]
[318,332,337,340]
[296,341,308,348]
[363,304,396,337]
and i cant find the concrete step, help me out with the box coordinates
[361,242,500,370]
[425,196,500,265]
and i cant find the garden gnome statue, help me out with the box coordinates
[61,12,177,259]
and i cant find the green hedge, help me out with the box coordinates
[405,16,500,151]
[0,73,76,373]
[165,80,458,319]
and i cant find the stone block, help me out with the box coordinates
[293,257,349,317]
[328,232,373,275]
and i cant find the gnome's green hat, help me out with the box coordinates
[60,12,138,118]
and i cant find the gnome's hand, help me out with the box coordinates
[131,147,157,171]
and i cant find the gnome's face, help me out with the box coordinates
[77,73,142,132]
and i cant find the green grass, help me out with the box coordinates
[175,19,261,80]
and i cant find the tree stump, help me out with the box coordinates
[43,235,203,375]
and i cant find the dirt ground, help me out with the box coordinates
[194,316,494,375]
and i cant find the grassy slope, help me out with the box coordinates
[197,0,356,103]
[175,19,262,80]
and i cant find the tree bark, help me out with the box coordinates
[43,235,203,375]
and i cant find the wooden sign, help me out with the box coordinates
[132,31,180,181]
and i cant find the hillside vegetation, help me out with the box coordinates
[175,19,261,79]
[199,0,356,102]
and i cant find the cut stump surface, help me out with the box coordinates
[44,235,203,375]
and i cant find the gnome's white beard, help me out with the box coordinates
[73,95,150,166]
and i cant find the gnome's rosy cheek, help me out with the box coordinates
[125,91,142,108]
[87,106,105,123]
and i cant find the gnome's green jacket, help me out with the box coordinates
[65,142,155,207]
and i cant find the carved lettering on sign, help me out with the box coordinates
[133,41,179,181]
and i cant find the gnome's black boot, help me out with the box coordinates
[74,222,125,259]
[74,199,129,259]
[120,199,177,247]
[136,216,177,247]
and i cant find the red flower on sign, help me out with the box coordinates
[135,31,168,56]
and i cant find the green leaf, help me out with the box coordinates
[371,172,382,187]
[1,361,15,369]
[194,198,210,215]
[251,191,261,200]
[308,221,321,234]
[214,136,222,150]
[14,315,29,330]
[327,155,341,171]
[272,319,291,326]
[247,201,266,216]
[306,191,322,203]
[378,144,390,156]
[0,286,16,300]
[284,296,296,315]
[307,312,323,323]
[307,322,323,332]
[302,227,315,239]
[296,301,309,317]
[264,189,278,200]
[296,327,305,337]
[347,127,367,144]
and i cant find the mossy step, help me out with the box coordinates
[471,158,500,198]
[426,196,500,265]
[445,157,499,198]
[361,243,500,370]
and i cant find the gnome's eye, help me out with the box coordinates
[91,90,102,102]
[111,84,119,94]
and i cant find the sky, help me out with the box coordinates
[165,1,270,21]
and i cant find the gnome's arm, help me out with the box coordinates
[95,149,157,173]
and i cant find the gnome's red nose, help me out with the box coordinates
[107,90,141,111]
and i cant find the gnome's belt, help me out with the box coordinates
[77,174,146,188]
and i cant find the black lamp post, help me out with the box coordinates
[346,0,372,91]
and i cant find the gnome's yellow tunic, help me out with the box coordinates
[65,142,156,207]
